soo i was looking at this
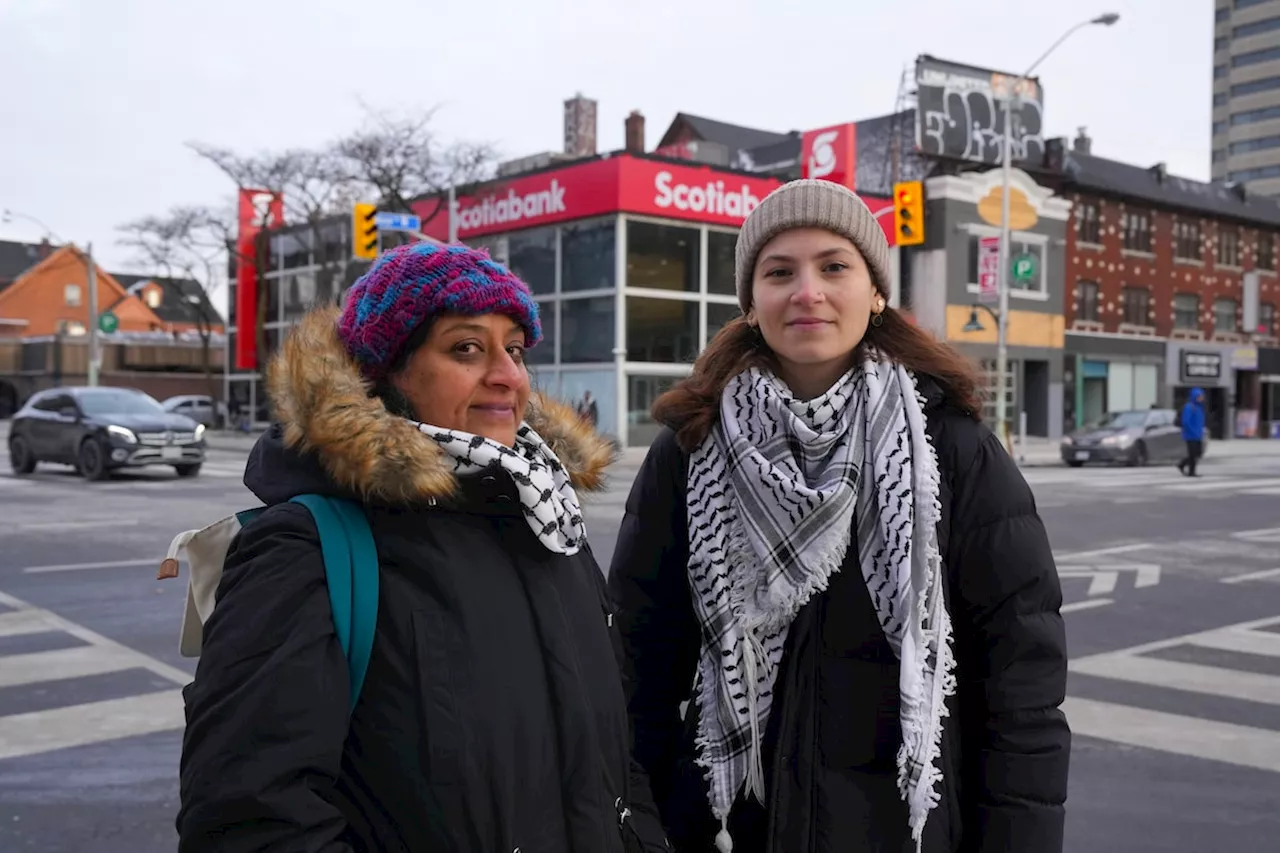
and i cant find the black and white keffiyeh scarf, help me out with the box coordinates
[414,421,587,555]
[686,356,955,852]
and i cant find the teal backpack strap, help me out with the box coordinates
[289,494,379,712]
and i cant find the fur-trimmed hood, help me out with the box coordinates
[252,306,615,505]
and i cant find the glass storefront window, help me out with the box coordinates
[626,297,699,363]
[707,230,737,295]
[706,301,742,346]
[283,271,318,321]
[528,300,556,365]
[280,232,312,269]
[627,374,681,447]
[562,218,616,293]
[507,228,556,295]
[627,220,700,293]
[561,296,616,363]
[264,273,283,325]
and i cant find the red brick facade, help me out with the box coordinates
[1064,191,1280,343]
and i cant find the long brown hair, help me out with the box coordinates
[653,306,984,452]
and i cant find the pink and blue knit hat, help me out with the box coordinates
[337,241,541,381]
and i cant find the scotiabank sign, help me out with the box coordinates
[416,154,896,244]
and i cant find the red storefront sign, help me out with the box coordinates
[801,123,857,191]
[414,153,895,245]
[234,188,284,370]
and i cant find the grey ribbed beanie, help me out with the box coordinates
[734,179,891,314]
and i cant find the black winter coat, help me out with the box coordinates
[609,380,1070,853]
[177,307,670,853]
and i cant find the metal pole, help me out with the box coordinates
[86,242,100,387]
[447,186,458,243]
[996,93,1014,444]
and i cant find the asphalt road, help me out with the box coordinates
[1,441,1279,853]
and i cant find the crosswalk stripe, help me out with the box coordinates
[1184,627,1280,658]
[1161,476,1280,493]
[0,609,56,639]
[0,646,143,689]
[1064,696,1280,773]
[1071,652,1280,705]
[0,689,185,761]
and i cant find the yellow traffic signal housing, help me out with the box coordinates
[353,203,379,260]
[893,181,925,247]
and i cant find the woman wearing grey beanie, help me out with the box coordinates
[609,179,1069,853]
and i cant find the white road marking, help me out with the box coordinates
[1222,568,1280,585]
[1234,527,1280,543]
[10,518,140,532]
[1057,563,1161,596]
[1161,477,1280,493]
[0,609,58,639]
[0,690,186,762]
[21,558,160,575]
[0,646,145,689]
[1055,543,1154,561]
[1061,598,1114,613]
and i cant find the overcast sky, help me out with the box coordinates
[0,0,1208,315]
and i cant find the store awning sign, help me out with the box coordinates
[1180,350,1222,383]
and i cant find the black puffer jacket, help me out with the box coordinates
[609,379,1070,853]
[178,307,670,853]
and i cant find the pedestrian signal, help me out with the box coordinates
[353,203,379,260]
[893,181,925,247]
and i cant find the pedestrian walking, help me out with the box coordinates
[609,180,1070,853]
[177,242,669,852]
[1178,387,1207,477]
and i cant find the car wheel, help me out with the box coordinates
[1127,442,1148,467]
[8,436,36,475]
[174,463,201,478]
[78,438,109,481]
[1067,461,1085,468]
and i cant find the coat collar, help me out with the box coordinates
[265,306,616,505]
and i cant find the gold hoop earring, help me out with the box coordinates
[871,312,884,328]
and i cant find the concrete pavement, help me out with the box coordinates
[2,437,1280,851]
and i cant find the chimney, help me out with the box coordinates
[563,93,598,158]
[1072,126,1092,155]
[625,110,646,154]
[37,237,52,259]
[1150,162,1167,183]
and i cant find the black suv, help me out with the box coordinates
[8,386,207,480]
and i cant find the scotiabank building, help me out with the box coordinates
[410,153,897,447]
[227,151,897,446]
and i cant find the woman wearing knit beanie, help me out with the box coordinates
[177,242,671,853]
[609,180,1069,853]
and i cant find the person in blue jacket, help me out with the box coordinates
[1178,388,1207,476]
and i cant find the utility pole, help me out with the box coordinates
[85,242,100,387]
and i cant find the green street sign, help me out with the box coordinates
[1011,253,1037,282]
[98,311,118,334]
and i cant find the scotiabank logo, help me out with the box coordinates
[653,170,761,220]
[455,180,568,232]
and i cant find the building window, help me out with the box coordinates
[1213,149,1227,163]
[1174,293,1200,330]
[1232,105,1280,126]
[282,271,318,321]
[279,232,312,270]
[1229,164,1280,182]
[1231,74,1280,97]
[966,234,1047,294]
[1214,92,1229,107]
[1075,201,1101,244]
[1076,281,1100,322]
[1216,6,1228,22]
[1215,64,1229,80]
[1214,297,1238,333]
[1215,35,1229,52]
[1218,227,1241,266]
[560,296,614,362]
[561,218,616,293]
[1122,211,1152,253]
[706,300,741,344]
[707,230,737,295]
[1237,0,1274,9]
[1234,17,1280,40]
[626,220,701,294]
[1259,235,1276,270]
[1259,302,1276,335]
[502,227,557,296]
[1230,134,1280,155]
[626,297,699,363]
[1214,121,1228,137]
[1174,220,1202,261]
[64,284,82,307]
[1122,286,1151,327]
[528,300,556,365]
[1233,44,1280,68]
[627,374,681,447]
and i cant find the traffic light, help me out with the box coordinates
[353,203,379,260]
[893,181,925,247]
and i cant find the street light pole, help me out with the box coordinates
[86,242,99,387]
[995,12,1119,444]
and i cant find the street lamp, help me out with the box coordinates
[995,12,1119,443]
[963,304,1000,334]
[1,209,102,386]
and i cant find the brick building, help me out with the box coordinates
[1050,131,1279,438]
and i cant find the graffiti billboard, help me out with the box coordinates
[914,55,1045,167]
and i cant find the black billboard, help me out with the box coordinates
[914,55,1045,167]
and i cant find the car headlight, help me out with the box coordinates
[107,425,138,443]
[1061,436,1073,446]
[194,423,206,442]
[1101,434,1133,448]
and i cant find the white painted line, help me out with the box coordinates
[0,609,56,639]
[1063,696,1280,773]
[1244,487,1280,496]
[1162,477,1280,493]
[1061,598,1114,614]
[1055,543,1154,561]
[0,477,35,488]
[21,558,159,575]
[0,689,186,761]
[11,518,140,532]
[1071,653,1280,706]
[1233,527,1280,542]
[0,646,142,689]
[0,590,191,686]
[1058,569,1118,596]
[1221,568,1280,585]
[1186,628,1280,659]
